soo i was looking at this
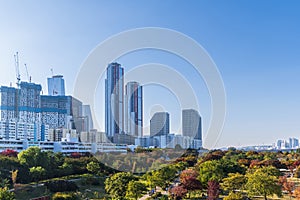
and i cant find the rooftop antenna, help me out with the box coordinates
[51,68,54,76]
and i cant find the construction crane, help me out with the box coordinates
[24,63,31,83]
[13,52,20,122]
[14,52,21,88]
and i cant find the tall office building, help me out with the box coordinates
[105,63,124,139]
[47,75,65,96]
[125,81,143,137]
[150,112,169,136]
[182,109,202,140]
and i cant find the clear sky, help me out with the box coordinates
[0,0,300,148]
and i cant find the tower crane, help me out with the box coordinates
[24,63,31,83]
[14,52,21,88]
[13,52,20,122]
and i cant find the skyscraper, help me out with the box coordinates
[105,62,124,139]
[150,112,169,136]
[182,109,202,140]
[47,75,65,96]
[125,81,143,137]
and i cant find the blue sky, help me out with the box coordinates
[0,1,300,148]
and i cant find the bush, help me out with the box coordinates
[45,180,78,192]
[80,174,101,186]
[52,192,79,200]
[224,192,245,200]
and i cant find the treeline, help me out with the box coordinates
[103,148,300,200]
[0,147,115,185]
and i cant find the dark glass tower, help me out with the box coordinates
[125,81,143,137]
[105,63,124,140]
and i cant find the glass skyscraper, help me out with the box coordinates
[125,81,143,137]
[47,75,65,96]
[105,62,124,139]
[150,112,169,136]
[182,109,202,140]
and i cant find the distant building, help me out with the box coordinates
[105,63,124,140]
[150,112,170,137]
[182,109,202,140]
[289,138,299,149]
[47,75,65,96]
[48,128,78,142]
[113,133,135,145]
[82,105,94,132]
[125,81,143,137]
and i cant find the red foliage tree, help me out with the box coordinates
[70,152,82,158]
[171,185,188,200]
[180,169,202,190]
[1,149,18,157]
[279,176,295,198]
[207,180,220,200]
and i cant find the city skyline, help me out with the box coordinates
[0,1,300,148]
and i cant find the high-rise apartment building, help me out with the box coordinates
[41,95,82,131]
[0,82,47,140]
[125,81,143,137]
[150,112,169,136]
[47,75,65,96]
[182,109,202,140]
[105,62,124,139]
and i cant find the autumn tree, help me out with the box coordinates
[171,185,188,200]
[11,169,18,187]
[207,180,220,200]
[180,169,202,191]
[294,187,300,200]
[279,176,295,198]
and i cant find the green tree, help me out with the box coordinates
[224,191,244,200]
[17,147,49,168]
[0,187,15,200]
[86,161,101,175]
[125,181,147,200]
[221,173,246,192]
[30,166,46,184]
[150,165,177,188]
[245,167,282,200]
[105,172,135,200]
[198,160,224,187]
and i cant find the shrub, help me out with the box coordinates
[45,180,78,192]
[52,192,79,200]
